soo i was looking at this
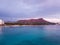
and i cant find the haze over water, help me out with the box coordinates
[0,25,60,45]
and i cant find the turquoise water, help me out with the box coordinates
[0,25,60,45]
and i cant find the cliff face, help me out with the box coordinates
[17,18,56,25]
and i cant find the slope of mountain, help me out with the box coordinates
[17,18,56,25]
[5,18,56,25]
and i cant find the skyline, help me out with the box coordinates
[0,0,60,22]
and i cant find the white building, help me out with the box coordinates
[0,19,4,25]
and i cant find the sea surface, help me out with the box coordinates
[0,25,60,45]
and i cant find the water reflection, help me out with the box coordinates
[44,25,60,35]
[0,25,60,45]
[0,26,4,45]
[43,25,60,45]
[0,26,3,34]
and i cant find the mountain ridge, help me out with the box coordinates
[5,18,56,25]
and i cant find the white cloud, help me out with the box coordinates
[44,18,60,23]
[44,13,60,23]
[0,0,60,21]
[0,0,60,13]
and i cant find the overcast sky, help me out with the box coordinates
[0,0,60,21]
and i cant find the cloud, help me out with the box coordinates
[0,0,60,21]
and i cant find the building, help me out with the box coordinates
[0,19,4,25]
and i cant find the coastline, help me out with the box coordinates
[1,24,57,26]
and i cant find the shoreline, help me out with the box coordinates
[0,24,57,26]
[0,24,59,28]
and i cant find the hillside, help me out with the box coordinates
[16,18,56,25]
[5,18,56,25]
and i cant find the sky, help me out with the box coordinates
[0,0,60,22]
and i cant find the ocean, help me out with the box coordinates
[0,25,60,45]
